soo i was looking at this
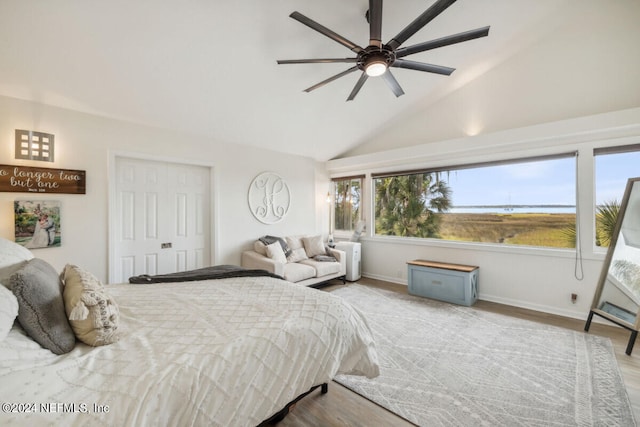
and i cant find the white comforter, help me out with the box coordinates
[0,277,379,426]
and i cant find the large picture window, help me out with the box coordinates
[594,145,640,247]
[333,176,363,232]
[373,154,577,248]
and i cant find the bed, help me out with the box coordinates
[0,238,379,426]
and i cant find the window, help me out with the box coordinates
[594,144,640,247]
[373,154,577,248]
[333,176,363,232]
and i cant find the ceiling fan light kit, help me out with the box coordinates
[277,0,490,101]
[364,58,387,77]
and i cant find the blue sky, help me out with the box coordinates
[595,152,640,204]
[444,152,640,206]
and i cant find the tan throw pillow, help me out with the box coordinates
[287,247,309,263]
[285,236,304,250]
[266,242,287,263]
[62,264,120,347]
[302,235,326,258]
[253,240,268,256]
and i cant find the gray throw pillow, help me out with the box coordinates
[10,258,75,354]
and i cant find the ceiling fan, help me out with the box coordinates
[277,0,489,101]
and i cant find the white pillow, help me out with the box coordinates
[287,247,309,263]
[285,235,304,250]
[302,235,326,258]
[266,242,287,263]
[0,284,18,342]
[0,238,34,290]
[253,240,268,256]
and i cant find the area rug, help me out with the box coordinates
[332,285,636,427]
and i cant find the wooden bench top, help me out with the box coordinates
[407,259,479,273]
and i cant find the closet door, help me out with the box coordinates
[111,157,210,283]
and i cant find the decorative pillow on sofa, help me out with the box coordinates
[285,235,304,250]
[0,237,34,290]
[302,235,326,258]
[254,240,268,256]
[259,235,292,257]
[0,284,18,342]
[266,242,287,263]
[62,264,120,347]
[287,247,308,263]
[9,258,76,354]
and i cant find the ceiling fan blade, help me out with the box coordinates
[304,66,359,93]
[392,59,455,75]
[395,26,490,58]
[387,0,458,50]
[277,58,358,64]
[381,70,405,97]
[347,72,369,101]
[290,11,363,53]
[368,0,383,48]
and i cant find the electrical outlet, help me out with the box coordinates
[571,293,578,304]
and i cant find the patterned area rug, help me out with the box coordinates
[333,285,636,427]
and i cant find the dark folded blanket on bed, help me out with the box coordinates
[129,265,284,284]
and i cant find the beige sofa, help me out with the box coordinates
[241,235,346,287]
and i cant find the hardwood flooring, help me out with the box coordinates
[270,277,640,427]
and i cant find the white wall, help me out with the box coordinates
[0,96,327,283]
[328,108,640,319]
[343,0,640,159]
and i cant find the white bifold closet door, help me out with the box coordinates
[112,157,210,283]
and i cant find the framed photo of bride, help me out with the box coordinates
[14,200,61,249]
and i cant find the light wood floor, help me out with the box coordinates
[270,277,640,427]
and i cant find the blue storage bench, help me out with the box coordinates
[407,260,479,306]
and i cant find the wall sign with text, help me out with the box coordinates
[0,165,86,194]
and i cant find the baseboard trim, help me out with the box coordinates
[361,273,604,324]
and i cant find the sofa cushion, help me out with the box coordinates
[266,242,287,263]
[302,235,326,258]
[300,259,341,277]
[282,262,316,283]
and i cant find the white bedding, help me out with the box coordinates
[0,276,379,426]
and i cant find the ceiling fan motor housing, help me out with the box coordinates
[358,46,396,73]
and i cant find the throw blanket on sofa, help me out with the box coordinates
[129,264,283,284]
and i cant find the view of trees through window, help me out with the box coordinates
[374,155,578,248]
[333,177,362,232]
[594,147,640,247]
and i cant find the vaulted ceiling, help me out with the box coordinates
[1,1,638,161]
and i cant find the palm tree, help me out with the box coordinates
[561,200,620,248]
[375,173,452,237]
[596,200,620,247]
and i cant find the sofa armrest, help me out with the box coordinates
[326,248,346,275]
[241,250,285,277]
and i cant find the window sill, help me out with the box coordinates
[363,235,607,261]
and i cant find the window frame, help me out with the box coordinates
[371,151,578,249]
[332,175,364,235]
[593,143,640,250]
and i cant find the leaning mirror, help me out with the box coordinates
[585,177,640,355]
